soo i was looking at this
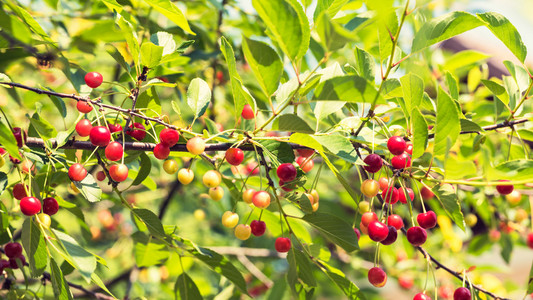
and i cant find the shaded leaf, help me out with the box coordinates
[22,218,47,277]
[301,212,358,252]
[175,273,203,300]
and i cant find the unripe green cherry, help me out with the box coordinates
[359,201,370,213]
[163,159,179,174]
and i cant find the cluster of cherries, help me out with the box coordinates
[1,242,26,271]
[361,136,473,299]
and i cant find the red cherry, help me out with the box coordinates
[96,171,106,181]
[12,183,28,200]
[398,275,414,289]
[68,163,87,181]
[241,104,254,120]
[453,287,471,300]
[20,196,41,216]
[417,211,437,229]
[296,156,314,173]
[84,72,103,88]
[414,292,432,300]
[4,242,22,258]
[406,143,413,155]
[9,254,25,269]
[368,267,387,287]
[387,214,404,230]
[398,187,415,204]
[275,237,291,253]
[496,180,514,195]
[527,233,533,249]
[105,142,124,161]
[246,162,260,175]
[407,226,427,246]
[361,212,378,227]
[75,119,93,137]
[279,180,293,192]
[296,148,314,157]
[379,178,389,191]
[382,187,399,204]
[126,123,146,141]
[368,221,389,242]
[250,220,266,236]
[159,128,180,147]
[153,143,170,160]
[354,228,361,240]
[391,153,411,169]
[76,101,93,113]
[387,136,406,155]
[89,126,111,147]
[108,123,123,133]
[12,127,26,148]
[363,154,383,173]
[276,163,297,182]
[109,164,128,182]
[43,197,59,215]
[421,186,434,200]
[0,259,8,272]
[380,226,398,245]
[225,148,244,166]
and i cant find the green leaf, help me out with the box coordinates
[150,31,177,56]
[3,1,54,44]
[105,43,132,78]
[432,184,465,231]
[175,273,203,300]
[140,42,164,68]
[187,78,211,118]
[131,152,152,186]
[46,94,67,118]
[460,119,483,133]
[0,172,7,196]
[313,75,385,104]
[477,12,527,63]
[133,232,169,267]
[52,229,97,282]
[442,50,491,72]
[313,135,357,163]
[115,12,140,71]
[411,108,428,159]
[274,114,314,134]
[136,87,161,119]
[252,0,310,61]
[499,233,513,264]
[21,219,47,277]
[189,247,248,295]
[220,37,254,121]
[242,36,283,96]
[259,140,295,164]
[133,208,166,238]
[315,12,356,51]
[481,79,509,105]
[301,212,359,252]
[28,113,57,140]
[314,0,350,20]
[288,248,317,288]
[433,87,460,156]
[400,73,423,115]
[50,259,74,300]
[73,173,101,203]
[412,12,484,53]
[445,72,459,100]
[321,261,365,300]
[503,60,530,93]
[353,47,375,81]
[0,122,22,160]
[144,0,195,35]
